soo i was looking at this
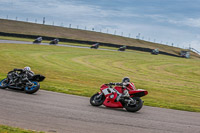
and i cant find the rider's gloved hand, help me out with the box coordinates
[122,82,129,86]
[109,82,114,85]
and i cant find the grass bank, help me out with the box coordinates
[0,43,199,112]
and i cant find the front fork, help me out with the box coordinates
[97,93,103,99]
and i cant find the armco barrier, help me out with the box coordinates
[0,31,180,57]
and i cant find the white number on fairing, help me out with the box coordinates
[102,88,116,95]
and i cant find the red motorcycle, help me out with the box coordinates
[90,83,148,112]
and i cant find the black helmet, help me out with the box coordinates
[122,77,130,83]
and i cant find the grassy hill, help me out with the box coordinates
[0,19,199,58]
[0,43,199,112]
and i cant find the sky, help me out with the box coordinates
[0,0,200,52]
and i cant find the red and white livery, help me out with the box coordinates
[90,82,148,112]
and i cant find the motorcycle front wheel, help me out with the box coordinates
[0,78,8,89]
[90,93,105,106]
[25,81,40,94]
[124,97,143,112]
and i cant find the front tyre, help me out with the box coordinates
[124,97,143,112]
[25,81,40,94]
[90,93,105,106]
[0,78,8,89]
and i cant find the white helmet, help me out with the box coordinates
[24,66,31,71]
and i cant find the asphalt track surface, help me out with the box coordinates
[0,89,200,133]
[0,40,200,133]
[0,39,117,51]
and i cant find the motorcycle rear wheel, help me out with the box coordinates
[25,81,40,94]
[0,78,8,89]
[90,93,105,106]
[124,97,143,112]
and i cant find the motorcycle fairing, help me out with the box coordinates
[103,93,123,108]
[102,87,116,96]
[100,84,109,91]
[100,85,123,108]
[113,86,123,93]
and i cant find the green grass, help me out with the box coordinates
[0,125,43,133]
[0,43,200,112]
[0,36,33,42]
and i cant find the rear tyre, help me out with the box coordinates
[25,81,40,94]
[0,78,8,89]
[124,97,143,112]
[90,93,105,106]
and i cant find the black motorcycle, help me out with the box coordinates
[151,49,159,55]
[49,39,59,45]
[118,45,126,51]
[0,69,45,94]
[90,43,99,49]
[33,37,42,44]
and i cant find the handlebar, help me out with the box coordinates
[13,68,24,72]
[105,82,123,86]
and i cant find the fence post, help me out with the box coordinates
[43,17,45,24]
